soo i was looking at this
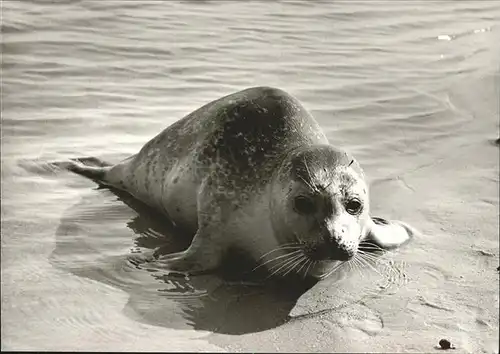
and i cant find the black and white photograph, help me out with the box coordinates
[1,0,499,352]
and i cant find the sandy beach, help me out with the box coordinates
[2,1,499,352]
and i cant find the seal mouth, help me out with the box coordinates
[302,242,354,262]
[328,248,353,261]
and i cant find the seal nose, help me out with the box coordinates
[325,226,356,261]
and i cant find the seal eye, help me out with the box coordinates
[345,198,362,215]
[293,196,317,215]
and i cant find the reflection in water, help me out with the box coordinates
[50,183,318,334]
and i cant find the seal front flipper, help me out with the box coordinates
[134,178,228,276]
[362,216,419,250]
[139,230,224,276]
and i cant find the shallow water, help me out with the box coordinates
[2,1,499,352]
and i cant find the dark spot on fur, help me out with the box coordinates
[200,87,315,185]
[173,176,179,184]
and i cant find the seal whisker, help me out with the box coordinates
[312,261,318,276]
[359,241,386,253]
[357,250,389,268]
[268,253,304,278]
[358,247,386,260]
[281,257,301,277]
[358,251,380,266]
[347,259,355,274]
[302,156,319,192]
[253,249,302,272]
[258,244,302,260]
[357,255,385,273]
[358,244,385,252]
[295,257,310,276]
[342,260,351,275]
[351,256,368,278]
[357,250,383,262]
[281,257,301,276]
[276,254,304,275]
[303,260,316,279]
[302,260,311,279]
[297,174,316,192]
[356,251,378,268]
[358,247,381,255]
[270,253,304,276]
[359,252,400,280]
[323,166,339,190]
[325,262,347,278]
[353,259,364,278]
[320,261,346,280]
[358,247,385,255]
[324,178,334,191]
[348,257,357,272]
[356,253,385,278]
[265,251,302,272]
[283,254,307,276]
[356,254,399,290]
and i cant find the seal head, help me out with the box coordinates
[270,145,368,264]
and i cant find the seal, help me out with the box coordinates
[55,86,417,279]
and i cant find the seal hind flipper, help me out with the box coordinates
[49,157,112,184]
[71,156,112,168]
[363,217,418,250]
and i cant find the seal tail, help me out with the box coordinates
[49,157,113,184]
